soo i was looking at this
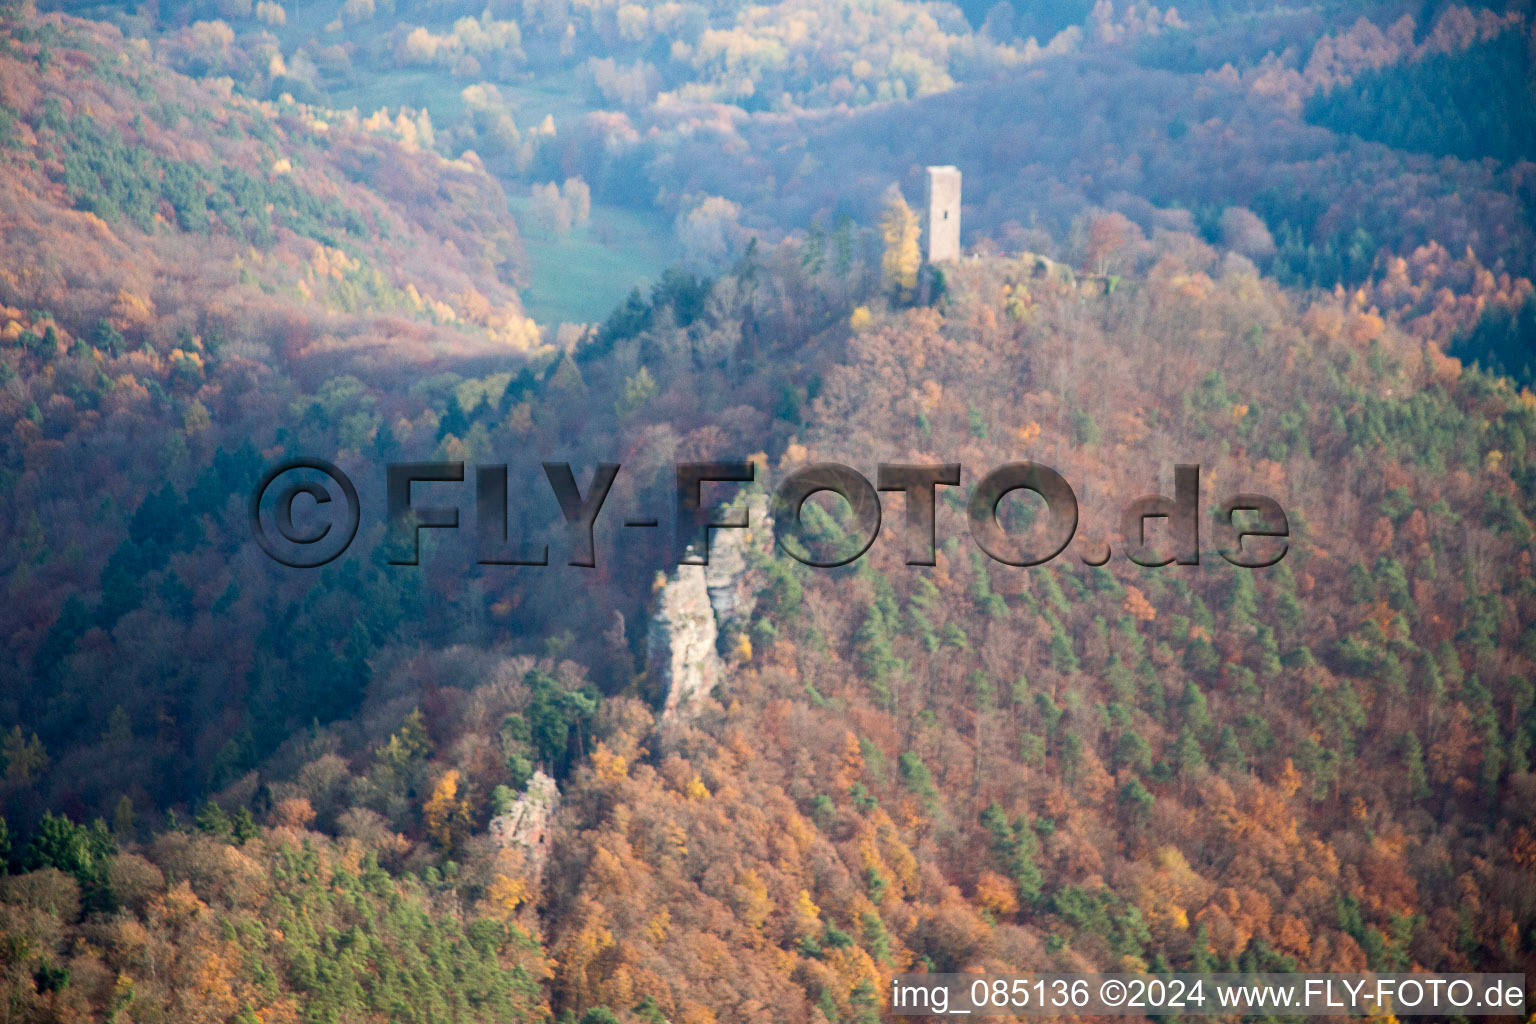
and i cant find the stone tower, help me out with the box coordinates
[924,165,961,264]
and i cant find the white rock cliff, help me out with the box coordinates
[650,495,772,722]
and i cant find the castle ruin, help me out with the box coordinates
[924,165,961,264]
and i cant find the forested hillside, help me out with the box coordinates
[38,0,1536,315]
[0,6,551,807]
[2,0,1535,1021]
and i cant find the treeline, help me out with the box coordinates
[0,8,547,830]
[0,806,547,1022]
[1306,29,1536,165]
[51,102,370,246]
[1451,294,1536,390]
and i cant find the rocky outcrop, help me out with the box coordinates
[650,494,771,723]
[703,494,771,636]
[650,563,724,722]
[489,770,559,881]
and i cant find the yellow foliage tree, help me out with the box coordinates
[485,872,531,918]
[591,741,629,782]
[734,871,771,934]
[879,191,920,298]
[793,889,821,936]
[423,768,473,850]
[975,870,1020,917]
[111,290,155,329]
[834,731,864,792]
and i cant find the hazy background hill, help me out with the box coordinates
[31,0,1536,323]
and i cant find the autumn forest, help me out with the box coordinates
[0,0,1534,1020]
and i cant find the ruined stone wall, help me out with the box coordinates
[489,770,560,881]
[925,165,962,264]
